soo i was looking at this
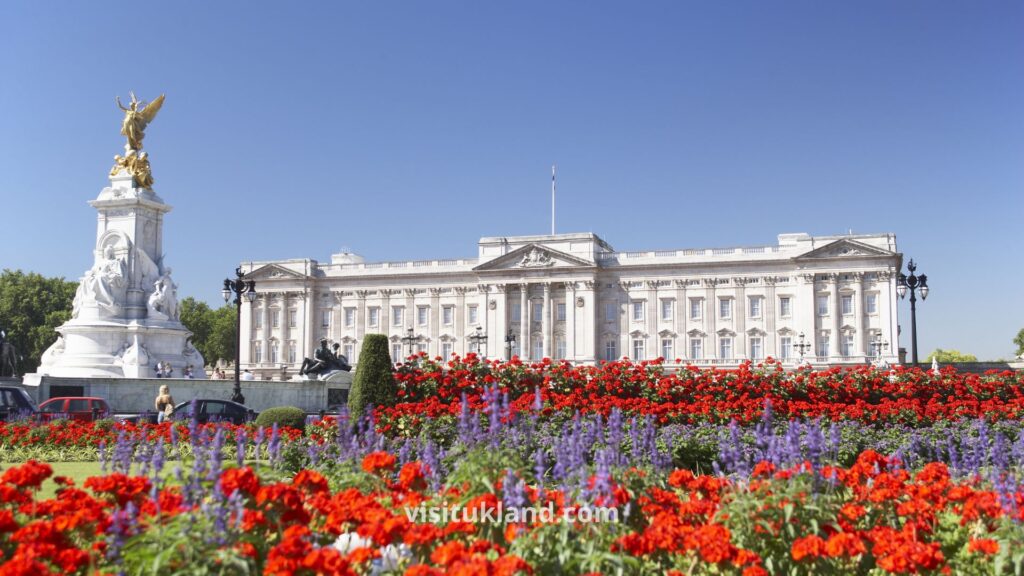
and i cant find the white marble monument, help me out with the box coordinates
[34,93,205,379]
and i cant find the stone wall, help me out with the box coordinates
[20,374,352,414]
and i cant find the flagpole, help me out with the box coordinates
[551,164,556,236]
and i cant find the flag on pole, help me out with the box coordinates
[551,164,556,236]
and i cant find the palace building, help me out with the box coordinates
[239,231,901,378]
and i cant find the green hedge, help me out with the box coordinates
[348,333,397,422]
[254,406,307,431]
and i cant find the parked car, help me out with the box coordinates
[38,397,111,422]
[0,386,38,421]
[168,399,257,425]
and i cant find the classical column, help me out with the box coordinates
[261,294,271,367]
[455,287,467,356]
[519,284,529,360]
[477,284,490,357]
[876,270,898,363]
[240,295,253,367]
[302,290,315,368]
[332,292,344,343]
[852,272,866,358]
[429,288,442,357]
[674,280,688,362]
[704,279,718,359]
[763,277,778,358]
[381,289,392,337]
[830,274,841,359]
[579,280,597,363]
[495,284,509,360]
[734,278,747,360]
[356,290,369,357]
[646,281,658,361]
[797,275,816,360]
[565,281,577,360]
[541,283,552,358]
[619,282,631,361]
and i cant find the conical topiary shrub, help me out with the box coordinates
[347,333,397,422]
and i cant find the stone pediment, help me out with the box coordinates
[245,264,309,281]
[473,243,597,271]
[794,239,895,261]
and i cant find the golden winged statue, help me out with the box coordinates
[116,92,165,151]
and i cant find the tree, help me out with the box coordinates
[0,270,78,373]
[925,349,978,363]
[348,334,397,422]
[179,297,237,365]
[1015,328,1024,358]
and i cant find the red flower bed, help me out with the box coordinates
[380,356,1024,426]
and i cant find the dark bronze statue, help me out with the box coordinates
[300,338,351,377]
[0,329,18,378]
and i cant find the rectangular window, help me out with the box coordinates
[343,344,354,363]
[817,295,829,316]
[661,338,673,360]
[556,303,566,322]
[270,341,279,364]
[841,295,853,316]
[288,310,297,328]
[321,310,331,328]
[632,301,644,322]
[253,342,262,364]
[392,306,404,327]
[719,298,732,319]
[532,302,543,322]
[271,310,280,328]
[605,340,617,361]
[780,336,792,360]
[468,305,478,325]
[442,342,453,359]
[866,294,878,314]
[288,342,297,364]
[254,311,263,329]
[344,308,355,327]
[750,337,763,360]
[779,297,792,318]
[632,338,645,360]
[818,336,830,358]
[368,307,379,328]
[511,303,521,322]
[417,306,429,326]
[442,306,454,325]
[532,339,544,359]
[392,344,402,362]
[661,299,673,321]
[417,343,427,354]
[749,297,762,318]
[842,333,854,357]
[555,337,566,359]
[690,298,703,320]
[605,303,617,321]
[689,338,702,359]
[719,337,732,359]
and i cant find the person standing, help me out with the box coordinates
[155,385,175,424]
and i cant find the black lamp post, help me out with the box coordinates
[400,327,417,360]
[505,330,516,361]
[897,259,929,365]
[468,326,488,359]
[794,332,812,364]
[222,266,256,404]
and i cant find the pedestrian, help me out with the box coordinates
[155,384,175,424]
[241,369,255,381]
[154,362,162,378]
[184,365,194,379]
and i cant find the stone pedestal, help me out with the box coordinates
[35,171,206,379]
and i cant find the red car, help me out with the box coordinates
[38,397,112,422]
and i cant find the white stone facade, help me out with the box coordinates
[240,232,901,377]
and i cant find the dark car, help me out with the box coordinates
[38,397,111,422]
[169,399,257,425]
[0,387,38,421]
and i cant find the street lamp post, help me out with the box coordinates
[468,326,488,359]
[897,259,929,365]
[400,327,417,360]
[222,266,257,404]
[505,330,516,361]
[794,332,812,366]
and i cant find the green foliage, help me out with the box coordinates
[254,406,307,431]
[348,334,397,421]
[0,269,77,373]
[179,297,238,365]
[1015,328,1024,357]
[926,349,979,363]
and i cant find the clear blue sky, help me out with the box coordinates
[1,1,1021,359]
